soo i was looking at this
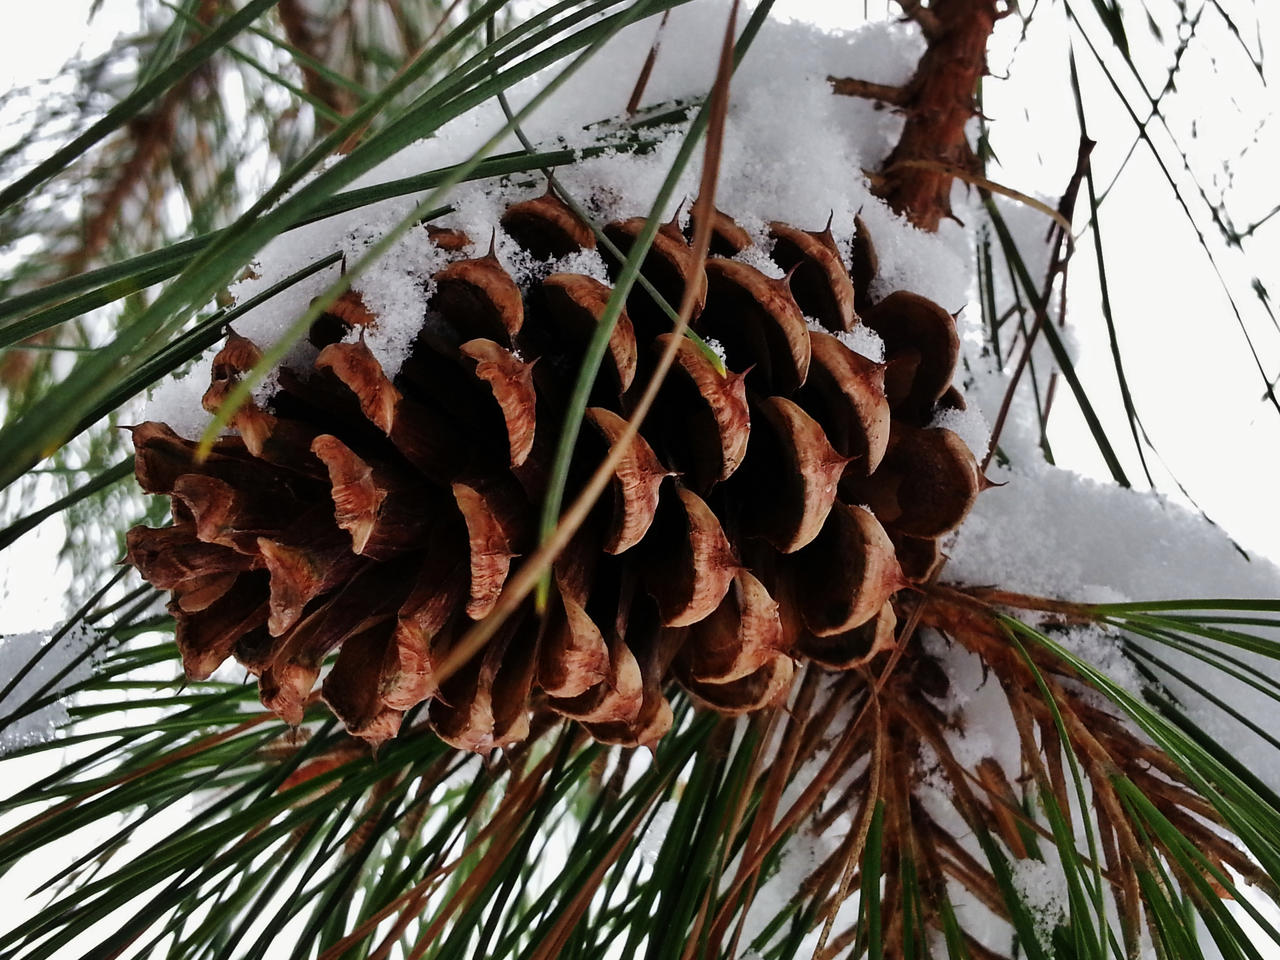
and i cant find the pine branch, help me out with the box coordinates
[833,0,1006,230]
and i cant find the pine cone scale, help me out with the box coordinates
[648,333,750,490]
[767,220,858,333]
[699,259,811,395]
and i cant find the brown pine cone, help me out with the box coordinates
[126,196,984,752]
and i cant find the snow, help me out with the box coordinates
[930,403,990,459]
[1011,857,1070,948]
[337,221,448,378]
[0,621,98,753]
[638,799,677,865]
[804,315,885,362]
[144,360,220,440]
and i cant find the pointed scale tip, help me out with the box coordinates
[667,197,687,228]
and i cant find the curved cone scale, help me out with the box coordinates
[551,524,603,608]
[170,474,278,555]
[258,662,320,727]
[796,600,896,670]
[649,334,750,491]
[452,477,527,621]
[789,502,904,637]
[760,557,807,652]
[500,191,595,260]
[881,349,922,414]
[167,457,317,541]
[939,385,967,411]
[201,376,320,475]
[257,523,366,637]
[126,524,258,589]
[862,291,959,417]
[603,217,707,330]
[642,485,738,627]
[680,568,785,684]
[489,617,540,749]
[271,366,394,460]
[428,639,498,753]
[129,422,192,495]
[172,571,239,614]
[322,624,404,746]
[381,553,467,711]
[311,435,433,559]
[308,291,379,350]
[541,273,638,396]
[584,693,674,749]
[768,221,857,333]
[890,530,942,582]
[326,290,380,330]
[733,396,848,553]
[583,694,673,749]
[584,407,668,554]
[234,622,291,677]
[201,334,278,456]
[128,201,990,748]
[459,339,538,468]
[689,203,753,256]
[679,654,793,715]
[698,259,811,394]
[795,331,890,475]
[540,591,610,698]
[172,572,270,680]
[315,340,400,433]
[319,340,465,483]
[259,561,409,724]
[582,626,681,748]
[130,422,248,495]
[847,425,980,538]
[430,254,524,345]
[548,634,644,725]
[850,215,878,315]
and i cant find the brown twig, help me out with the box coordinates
[826,76,909,106]
[625,10,670,115]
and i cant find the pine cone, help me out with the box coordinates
[126,196,983,752]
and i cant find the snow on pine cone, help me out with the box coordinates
[125,194,984,752]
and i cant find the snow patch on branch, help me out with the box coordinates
[0,621,99,753]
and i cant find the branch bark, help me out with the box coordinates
[831,0,1003,231]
